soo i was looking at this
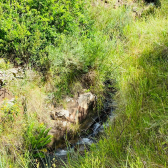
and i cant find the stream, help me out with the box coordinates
[39,101,115,168]
[55,108,115,158]
[39,81,116,168]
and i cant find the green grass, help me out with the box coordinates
[67,0,168,167]
[0,0,168,167]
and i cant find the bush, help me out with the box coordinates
[0,0,92,68]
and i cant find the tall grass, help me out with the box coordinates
[67,0,168,167]
[0,0,168,167]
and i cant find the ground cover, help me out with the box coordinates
[67,0,168,167]
[0,0,168,167]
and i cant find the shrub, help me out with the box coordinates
[0,0,92,69]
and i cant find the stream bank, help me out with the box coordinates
[39,81,116,168]
[0,65,116,168]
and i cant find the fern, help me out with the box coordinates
[24,123,52,159]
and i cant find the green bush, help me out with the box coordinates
[0,0,92,68]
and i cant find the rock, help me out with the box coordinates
[8,68,18,77]
[65,97,73,102]
[48,92,96,148]
[0,67,24,85]
[69,92,95,122]
[0,88,14,105]
[55,109,70,119]
[51,92,95,123]
[132,6,138,12]
[78,92,95,109]
[50,111,56,120]
[0,70,7,85]
[47,120,72,148]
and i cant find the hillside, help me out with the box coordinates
[0,0,168,167]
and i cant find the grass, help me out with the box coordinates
[67,0,168,167]
[0,0,168,167]
[0,64,53,167]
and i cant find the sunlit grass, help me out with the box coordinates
[67,0,168,167]
[0,0,168,167]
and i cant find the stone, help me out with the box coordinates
[132,6,138,12]
[0,88,14,105]
[78,92,95,109]
[65,97,73,102]
[48,92,96,148]
[8,68,18,77]
[0,67,25,85]
[55,109,70,118]
[50,92,95,123]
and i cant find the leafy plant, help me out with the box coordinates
[24,123,52,159]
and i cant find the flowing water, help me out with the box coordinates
[40,81,116,167]
[39,107,115,168]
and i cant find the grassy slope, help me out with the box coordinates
[0,0,168,167]
[67,0,168,167]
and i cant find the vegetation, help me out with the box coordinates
[0,0,168,167]
[66,0,168,167]
[24,123,52,159]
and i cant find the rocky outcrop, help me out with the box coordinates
[0,68,24,85]
[0,65,24,104]
[48,92,96,148]
[50,92,95,123]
